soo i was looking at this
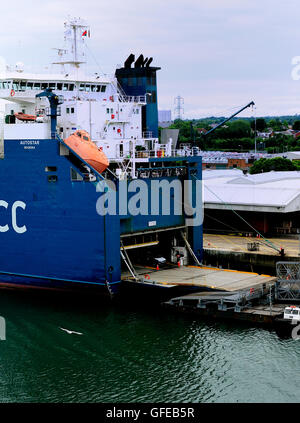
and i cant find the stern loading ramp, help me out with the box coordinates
[122,264,276,292]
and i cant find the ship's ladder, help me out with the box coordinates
[180,231,202,267]
[120,241,140,281]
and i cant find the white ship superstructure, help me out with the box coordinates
[0,17,171,177]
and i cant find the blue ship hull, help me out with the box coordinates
[0,137,121,294]
[0,137,203,295]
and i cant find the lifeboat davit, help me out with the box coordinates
[14,112,37,121]
[64,130,109,174]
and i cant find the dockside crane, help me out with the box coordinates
[200,100,285,256]
[203,101,255,136]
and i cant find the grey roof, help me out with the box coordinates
[203,170,300,212]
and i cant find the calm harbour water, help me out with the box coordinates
[0,290,298,403]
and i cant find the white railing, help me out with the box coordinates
[118,95,146,104]
[142,131,153,139]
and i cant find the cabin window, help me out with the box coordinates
[57,83,63,90]
[69,84,74,91]
[71,107,74,113]
[83,136,89,141]
[45,166,57,172]
[22,109,25,114]
[135,109,139,114]
[66,108,70,114]
[48,175,57,183]
[79,84,85,91]
[110,108,113,113]
[41,82,48,89]
[101,85,106,92]
[106,108,109,113]
[62,84,68,91]
[71,168,83,182]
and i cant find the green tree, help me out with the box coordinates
[250,157,296,174]
[250,118,267,132]
[268,118,284,131]
[292,120,300,130]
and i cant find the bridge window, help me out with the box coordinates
[27,82,33,89]
[20,81,26,91]
[57,83,63,90]
[85,85,91,92]
[33,82,41,90]
[91,85,96,92]
[13,81,19,90]
[79,84,85,91]
[49,82,56,90]
[101,85,106,92]
[96,85,101,92]
[69,84,74,91]
[41,82,48,89]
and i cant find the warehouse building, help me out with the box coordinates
[203,169,300,235]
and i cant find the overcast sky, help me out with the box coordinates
[1,0,300,118]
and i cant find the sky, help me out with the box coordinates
[1,0,300,118]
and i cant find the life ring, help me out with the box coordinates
[144,274,150,280]
[10,89,15,97]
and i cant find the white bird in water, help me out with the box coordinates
[59,327,83,335]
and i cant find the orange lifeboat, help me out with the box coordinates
[14,112,37,121]
[64,130,109,174]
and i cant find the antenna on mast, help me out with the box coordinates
[52,17,90,72]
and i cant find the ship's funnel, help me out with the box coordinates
[124,54,135,68]
[135,54,144,68]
